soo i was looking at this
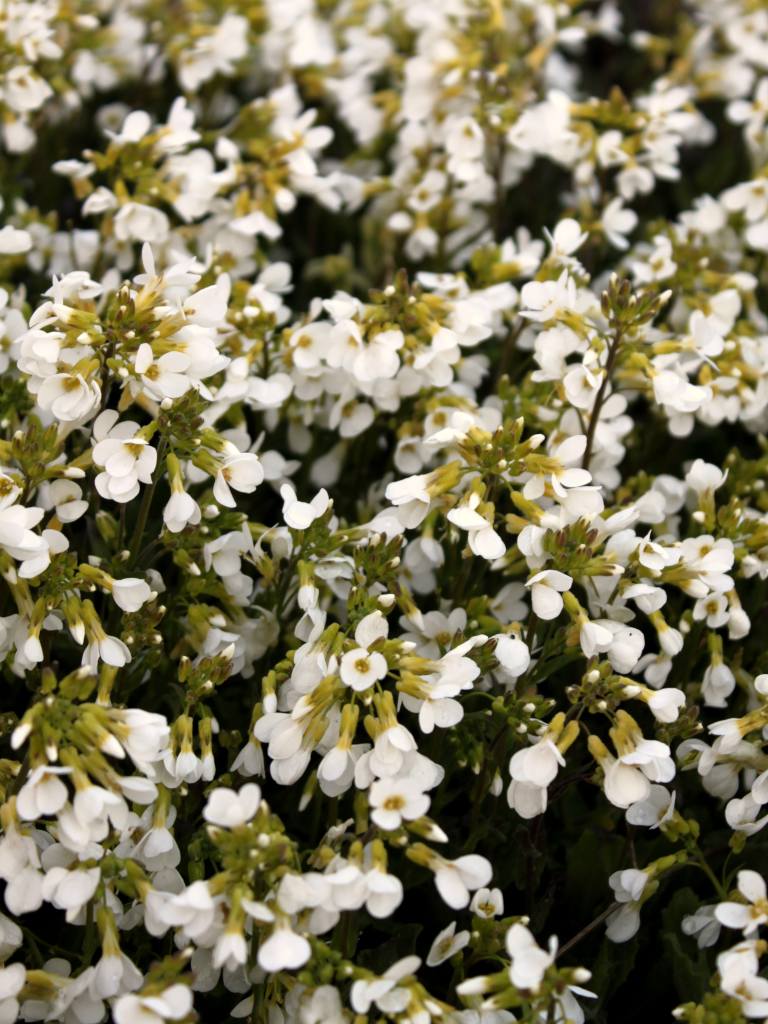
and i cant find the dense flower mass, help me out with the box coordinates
[3,0,768,1021]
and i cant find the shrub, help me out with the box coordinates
[0,2,766,1022]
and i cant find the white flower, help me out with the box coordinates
[214,929,248,971]
[445,116,485,180]
[177,12,249,91]
[83,631,131,671]
[447,493,505,560]
[3,66,52,113]
[470,887,504,918]
[645,687,685,723]
[579,618,614,658]
[0,226,31,254]
[350,328,404,383]
[369,776,429,830]
[0,484,51,578]
[340,646,388,691]
[385,473,432,528]
[365,867,404,919]
[93,412,157,503]
[107,109,152,145]
[158,881,217,939]
[546,218,588,257]
[113,984,193,1024]
[163,490,201,533]
[37,372,101,422]
[288,321,331,370]
[523,435,591,501]
[652,368,710,415]
[350,957,421,1015]
[41,865,100,922]
[507,780,548,819]
[433,854,492,909]
[505,924,554,991]
[113,202,170,244]
[606,868,648,942]
[0,827,43,915]
[493,635,531,677]
[509,735,564,789]
[339,611,389,692]
[682,906,721,949]
[203,783,262,827]
[280,483,330,529]
[213,450,264,507]
[427,921,470,966]
[685,459,727,497]
[602,197,638,249]
[133,345,190,401]
[0,963,25,1024]
[717,939,768,1014]
[16,765,71,820]
[92,951,143,999]
[111,708,170,767]
[602,758,651,809]
[716,871,768,936]
[625,785,675,829]
[111,577,152,613]
[258,924,311,972]
[520,270,577,322]
[41,479,88,523]
[702,663,736,708]
[526,569,573,620]
[604,623,645,673]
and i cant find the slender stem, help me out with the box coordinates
[272,549,301,620]
[494,321,524,389]
[82,899,97,965]
[557,902,619,959]
[691,846,728,901]
[129,438,167,563]
[249,980,265,1024]
[581,328,623,471]
[469,721,509,841]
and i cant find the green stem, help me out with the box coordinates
[557,902,619,959]
[582,327,623,471]
[692,849,728,901]
[129,438,167,564]
[468,721,509,844]
[82,899,97,965]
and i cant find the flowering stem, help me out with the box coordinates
[249,980,266,1024]
[83,898,97,965]
[525,611,539,650]
[494,321,525,388]
[469,721,509,842]
[690,846,728,901]
[556,902,619,960]
[581,327,623,471]
[272,549,301,620]
[129,437,167,564]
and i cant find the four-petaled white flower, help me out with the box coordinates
[369,776,430,830]
[340,611,389,692]
[716,871,768,936]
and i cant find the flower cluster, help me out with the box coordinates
[1,1,768,1022]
